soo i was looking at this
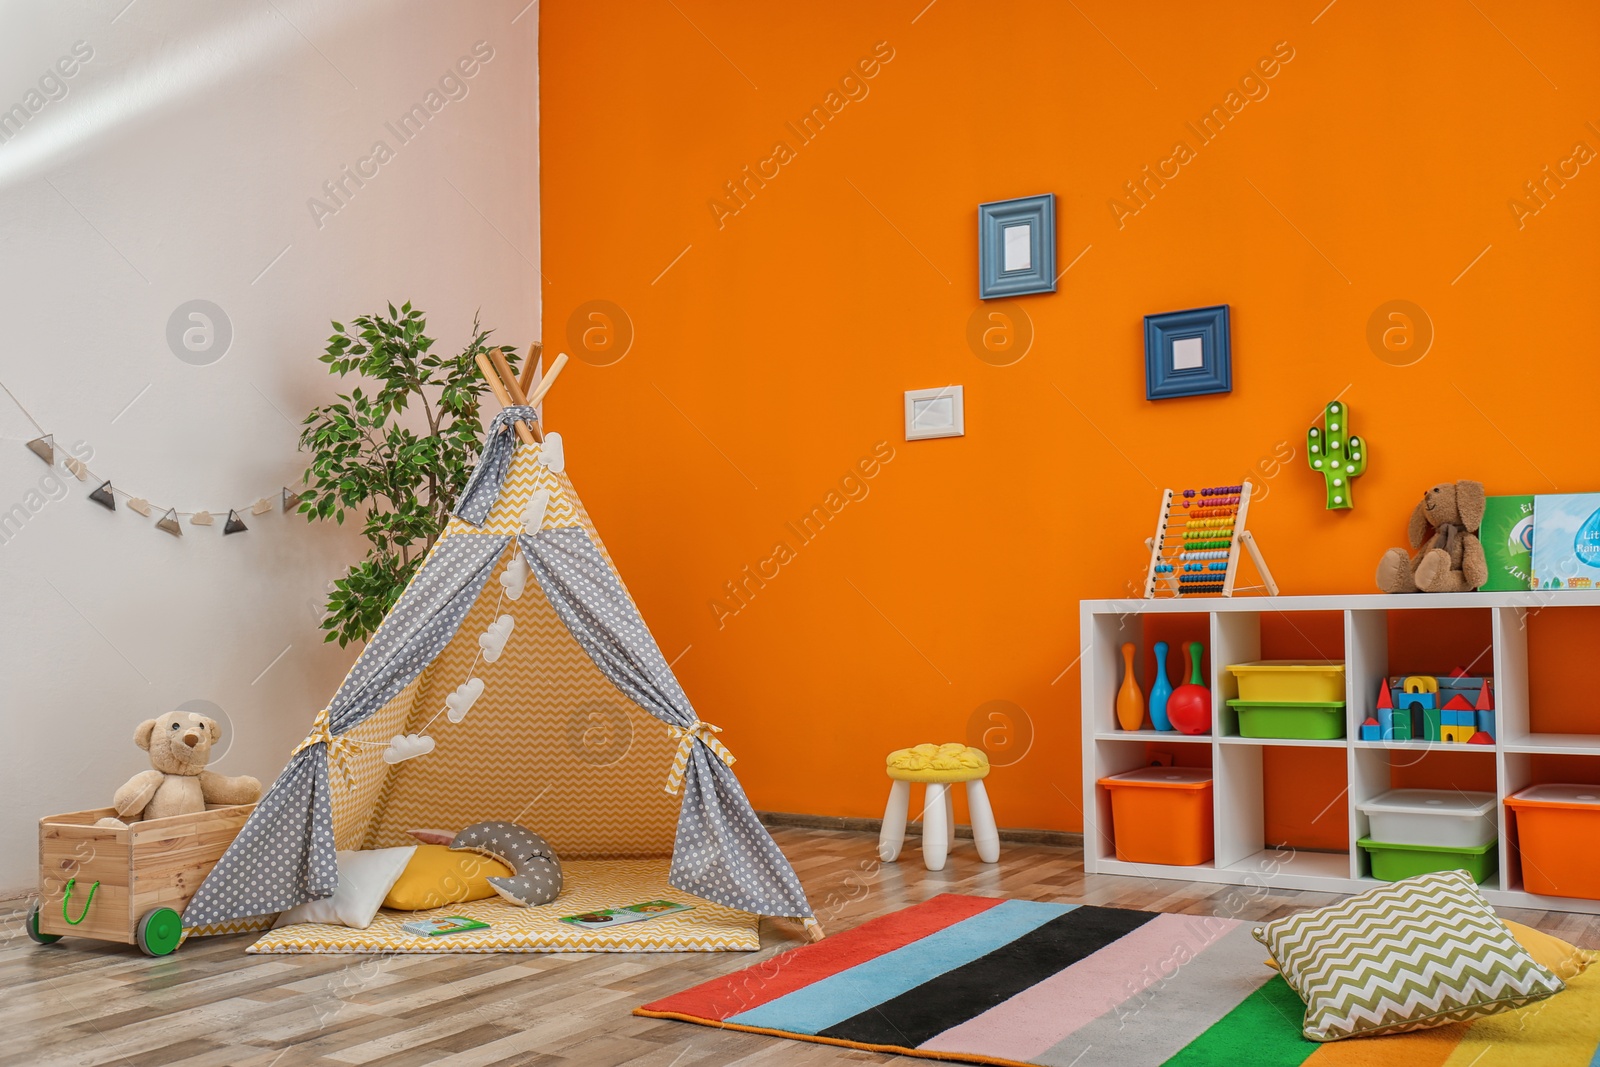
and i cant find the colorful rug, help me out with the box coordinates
[248,859,758,954]
[636,893,1600,1066]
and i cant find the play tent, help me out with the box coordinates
[183,384,817,947]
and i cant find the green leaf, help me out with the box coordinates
[300,301,501,646]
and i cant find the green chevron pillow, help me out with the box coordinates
[1253,869,1564,1041]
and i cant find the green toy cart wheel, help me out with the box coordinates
[26,903,62,945]
[135,907,183,957]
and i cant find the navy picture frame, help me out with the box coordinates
[1144,304,1232,400]
[978,194,1055,299]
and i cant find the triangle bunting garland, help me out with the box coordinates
[17,434,302,543]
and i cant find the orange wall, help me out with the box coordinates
[539,1,1600,834]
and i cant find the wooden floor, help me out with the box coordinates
[6,826,1599,1067]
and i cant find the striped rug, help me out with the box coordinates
[636,893,1600,1066]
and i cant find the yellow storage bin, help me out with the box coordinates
[1225,661,1345,704]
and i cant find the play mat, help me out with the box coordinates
[247,859,759,954]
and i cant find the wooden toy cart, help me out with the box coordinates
[27,804,254,956]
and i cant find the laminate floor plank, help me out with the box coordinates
[5,827,1598,1067]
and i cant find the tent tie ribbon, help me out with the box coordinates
[454,405,536,526]
[291,707,356,789]
[664,720,735,795]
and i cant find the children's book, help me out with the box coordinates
[558,900,694,928]
[1531,493,1600,590]
[401,915,490,936]
[1480,495,1534,591]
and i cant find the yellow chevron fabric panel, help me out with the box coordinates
[182,915,274,942]
[320,443,682,865]
[553,465,622,572]
[244,859,757,953]
[361,541,682,858]
[330,675,421,849]
[1254,870,1565,1041]
[442,445,579,538]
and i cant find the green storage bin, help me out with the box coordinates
[1226,699,1346,740]
[1358,837,1497,884]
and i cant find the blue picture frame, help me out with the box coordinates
[978,194,1055,299]
[1144,304,1232,400]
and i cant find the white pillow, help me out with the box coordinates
[273,847,416,930]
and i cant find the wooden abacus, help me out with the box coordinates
[1142,480,1279,598]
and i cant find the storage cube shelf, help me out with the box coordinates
[1080,591,1600,914]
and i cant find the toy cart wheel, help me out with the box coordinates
[136,907,182,957]
[26,903,62,945]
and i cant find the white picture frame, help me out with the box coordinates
[904,386,965,441]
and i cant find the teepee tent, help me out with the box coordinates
[183,355,817,943]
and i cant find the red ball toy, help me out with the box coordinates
[1166,641,1211,735]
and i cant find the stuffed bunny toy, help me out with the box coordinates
[1375,480,1489,593]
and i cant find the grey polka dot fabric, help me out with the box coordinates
[451,821,563,906]
[182,534,505,929]
[183,433,816,930]
[326,535,510,732]
[522,528,814,923]
[454,406,534,526]
[179,749,337,927]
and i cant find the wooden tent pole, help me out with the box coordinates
[474,352,537,447]
[524,353,569,409]
[488,348,543,442]
[518,341,543,396]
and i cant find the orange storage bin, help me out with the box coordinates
[1505,784,1600,900]
[1098,767,1214,866]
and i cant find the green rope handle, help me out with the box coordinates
[62,877,99,925]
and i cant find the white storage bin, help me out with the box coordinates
[1355,789,1497,849]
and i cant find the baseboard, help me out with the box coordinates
[756,810,1082,849]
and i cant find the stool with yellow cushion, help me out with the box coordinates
[880,743,1000,871]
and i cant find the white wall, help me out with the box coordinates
[0,1,539,892]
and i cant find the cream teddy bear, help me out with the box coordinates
[97,711,262,827]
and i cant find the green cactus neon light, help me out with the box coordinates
[1306,400,1367,509]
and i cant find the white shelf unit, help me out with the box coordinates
[1080,591,1600,915]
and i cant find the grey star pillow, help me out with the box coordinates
[449,820,563,906]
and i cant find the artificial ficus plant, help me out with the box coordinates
[298,303,518,646]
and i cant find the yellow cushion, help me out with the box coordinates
[886,742,990,783]
[1503,919,1599,980]
[1265,918,1596,980]
[382,844,513,911]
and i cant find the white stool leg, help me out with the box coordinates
[945,785,956,850]
[966,779,1000,863]
[879,780,910,862]
[923,783,950,871]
